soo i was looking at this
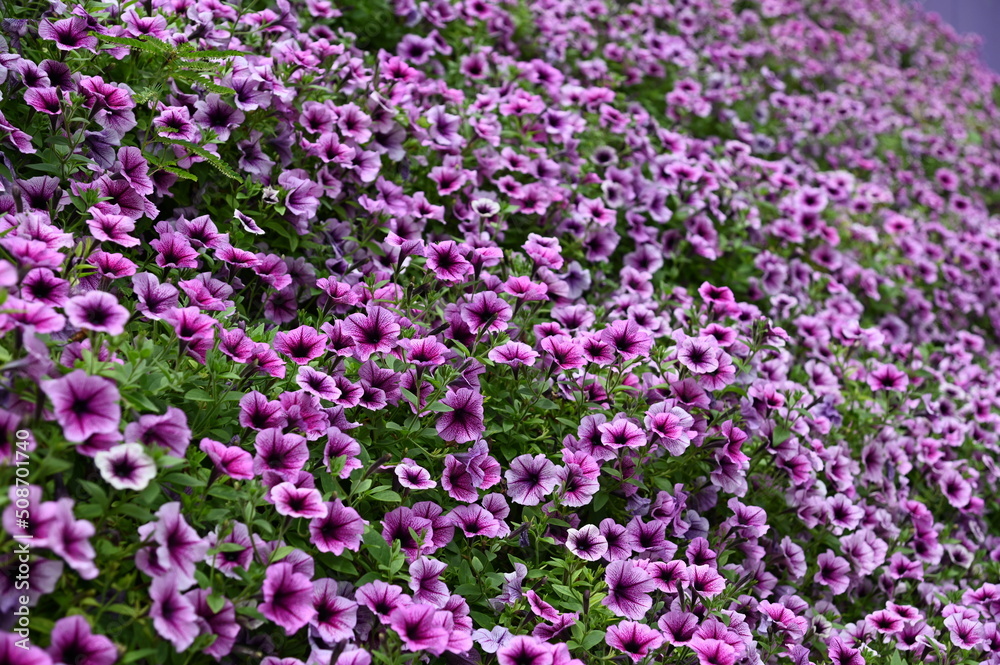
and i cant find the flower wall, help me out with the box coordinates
[2,0,1000,664]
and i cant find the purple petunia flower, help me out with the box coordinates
[254,428,309,480]
[409,557,449,606]
[605,621,663,663]
[497,636,553,665]
[199,438,254,480]
[659,610,699,646]
[40,371,121,443]
[424,241,473,283]
[603,560,656,620]
[135,502,208,591]
[132,273,179,319]
[46,615,117,665]
[260,562,317,636]
[123,407,191,458]
[312,578,358,643]
[150,572,200,652]
[814,550,851,595]
[389,603,451,655]
[382,506,434,561]
[436,388,485,443]
[396,458,436,490]
[357,579,411,621]
[488,341,539,367]
[309,499,366,555]
[566,524,609,561]
[505,454,560,506]
[344,306,399,360]
[271,482,328,519]
[38,16,98,51]
[274,325,327,364]
[461,291,512,334]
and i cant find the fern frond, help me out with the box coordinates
[155,138,241,182]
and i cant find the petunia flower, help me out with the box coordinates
[505,454,560,506]
[149,572,200,652]
[64,291,130,336]
[94,443,157,491]
[396,459,436,490]
[566,524,609,561]
[46,615,117,665]
[344,306,400,360]
[260,562,317,636]
[357,580,411,621]
[603,560,656,620]
[199,438,254,480]
[309,499,366,555]
[270,482,328,519]
[436,388,485,443]
[389,603,451,655]
[311,578,358,643]
[605,621,663,663]
[118,405,187,459]
[40,371,121,443]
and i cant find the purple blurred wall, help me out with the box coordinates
[920,0,1000,71]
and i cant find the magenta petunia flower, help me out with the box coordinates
[311,578,359,643]
[134,502,208,591]
[239,391,287,430]
[436,388,485,443]
[296,366,343,402]
[497,636,554,665]
[408,556,450,606]
[461,291,512,334]
[254,428,309,480]
[41,371,121,443]
[132,273,179,319]
[260,562,317,636]
[603,560,656,620]
[270,482,328,519]
[598,416,647,449]
[344,306,399,360]
[676,336,720,374]
[38,16,98,51]
[505,454,560,506]
[357,580,411,621]
[566,524,608,561]
[488,341,539,367]
[382,506,435,561]
[323,427,362,479]
[47,615,117,665]
[424,241,473,283]
[601,319,653,361]
[64,291,130,336]
[448,504,502,539]
[389,603,451,655]
[396,459,436,489]
[149,572,200,652]
[658,610,699,646]
[124,406,191,458]
[605,621,663,663]
[274,325,327,364]
[867,363,909,391]
[688,637,737,665]
[199,438,254,480]
[309,499,366,555]
[186,588,240,660]
[814,550,852,595]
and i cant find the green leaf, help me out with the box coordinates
[207,594,226,614]
[370,489,401,502]
[270,546,296,563]
[581,630,605,650]
[185,388,214,401]
[123,649,160,663]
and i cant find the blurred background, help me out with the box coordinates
[920,0,1000,71]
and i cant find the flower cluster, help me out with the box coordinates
[2,0,1000,664]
